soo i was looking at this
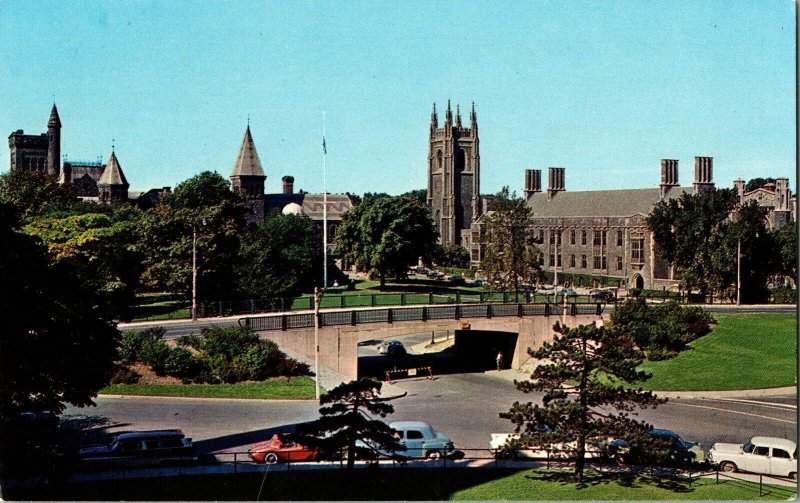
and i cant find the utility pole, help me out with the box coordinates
[736,239,741,306]
[322,113,328,289]
[192,223,197,322]
[314,286,321,400]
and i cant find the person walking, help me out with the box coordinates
[496,350,504,371]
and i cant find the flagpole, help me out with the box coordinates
[323,112,328,290]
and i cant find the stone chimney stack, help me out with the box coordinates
[547,167,565,200]
[693,156,715,194]
[282,175,294,194]
[659,159,679,197]
[523,169,541,199]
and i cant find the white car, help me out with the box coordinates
[707,436,796,479]
[490,433,607,460]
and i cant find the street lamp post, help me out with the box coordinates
[736,239,741,306]
[192,223,198,322]
[313,286,321,400]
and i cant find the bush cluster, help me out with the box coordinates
[117,325,309,384]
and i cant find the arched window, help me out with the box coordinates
[437,150,443,171]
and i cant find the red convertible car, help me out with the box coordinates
[248,433,321,464]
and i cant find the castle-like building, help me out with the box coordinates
[228,125,353,249]
[427,101,481,248]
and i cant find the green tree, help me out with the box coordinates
[399,188,427,206]
[295,378,403,470]
[0,170,76,218]
[718,201,775,303]
[432,243,470,269]
[335,195,437,289]
[648,189,737,298]
[501,322,664,483]
[138,171,248,300]
[236,212,323,302]
[479,187,542,291]
[772,222,797,280]
[610,299,714,359]
[0,203,119,419]
[744,177,776,192]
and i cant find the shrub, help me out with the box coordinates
[110,365,141,384]
[138,339,172,374]
[176,334,203,350]
[239,341,283,380]
[771,288,797,304]
[199,326,259,361]
[118,331,145,363]
[163,347,196,378]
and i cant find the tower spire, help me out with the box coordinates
[455,104,462,128]
[430,103,438,127]
[445,99,452,124]
[470,102,477,126]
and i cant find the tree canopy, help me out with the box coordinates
[479,187,542,291]
[0,203,119,419]
[295,378,402,469]
[335,195,437,288]
[501,322,664,483]
[0,170,77,218]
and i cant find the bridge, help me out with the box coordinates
[240,301,608,382]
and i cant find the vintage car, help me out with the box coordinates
[248,433,321,464]
[356,421,455,460]
[608,428,704,466]
[490,432,608,460]
[707,436,797,479]
[79,429,197,468]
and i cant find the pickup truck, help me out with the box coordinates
[707,436,796,480]
[490,433,608,460]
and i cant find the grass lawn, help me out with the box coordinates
[641,313,797,391]
[12,468,794,500]
[100,376,318,399]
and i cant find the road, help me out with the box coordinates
[64,372,795,459]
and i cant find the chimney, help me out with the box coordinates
[733,178,745,204]
[523,169,541,199]
[659,159,679,197]
[547,167,565,199]
[282,175,295,194]
[693,157,714,193]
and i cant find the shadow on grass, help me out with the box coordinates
[525,468,695,493]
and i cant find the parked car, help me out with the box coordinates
[448,275,465,285]
[248,433,321,464]
[472,279,486,287]
[607,428,704,466]
[589,289,616,302]
[357,421,455,460]
[377,340,407,356]
[79,430,197,468]
[490,432,608,460]
[707,436,797,479]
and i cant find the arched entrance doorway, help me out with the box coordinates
[632,274,644,290]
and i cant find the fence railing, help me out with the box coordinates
[241,301,607,332]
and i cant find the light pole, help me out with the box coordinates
[313,286,321,400]
[736,238,741,306]
[191,218,206,322]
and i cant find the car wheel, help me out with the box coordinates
[790,472,797,481]
[426,450,442,460]
[265,453,279,464]
[719,461,737,473]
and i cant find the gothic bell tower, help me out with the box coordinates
[427,101,480,247]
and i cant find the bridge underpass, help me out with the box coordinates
[241,303,607,386]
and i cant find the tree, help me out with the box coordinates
[399,188,427,206]
[335,195,437,289]
[236,212,323,302]
[0,170,76,219]
[501,322,664,483]
[295,378,402,470]
[138,171,248,300]
[610,299,714,360]
[0,203,119,420]
[479,187,542,291]
[432,243,470,269]
[719,201,775,303]
[744,177,776,192]
[772,222,797,281]
[648,189,737,298]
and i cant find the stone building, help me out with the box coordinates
[97,150,130,204]
[733,177,795,229]
[228,125,353,248]
[8,104,61,176]
[427,101,481,248]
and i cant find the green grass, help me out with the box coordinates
[641,313,797,391]
[100,376,318,399]
[10,468,793,500]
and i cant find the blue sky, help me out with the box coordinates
[0,0,795,195]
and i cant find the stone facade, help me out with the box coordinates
[733,177,795,229]
[8,104,61,176]
[427,101,481,248]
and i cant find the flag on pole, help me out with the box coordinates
[322,137,327,155]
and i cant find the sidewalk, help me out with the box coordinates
[487,368,796,399]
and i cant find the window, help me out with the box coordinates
[616,229,623,246]
[631,239,644,263]
[557,254,562,267]
[581,230,587,246]
[616,256,623,270]
[593,230,607,247]
[580,254,587,268]
[570,254,576,268]
[406,431,424,440]
[753,446,769,456]
[570,229,576,245]
[773,448,791,459]
[549,254,555,266]
[549,230,561,246]
[593,255,607,270]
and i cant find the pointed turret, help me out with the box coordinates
[445,100,452,125]
[98,150,130,204]
[455,104,462,128]
[230,125,266,198]
[470,102,477,127]
[46,104,61,177]
[430,103,438,128]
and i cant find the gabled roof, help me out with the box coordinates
[231,126,264,177]
[526,186,690,218]
[98,151,129,187]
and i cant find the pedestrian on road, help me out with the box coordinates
[496,351,503,371]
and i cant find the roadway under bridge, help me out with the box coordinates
[241,303,607,384]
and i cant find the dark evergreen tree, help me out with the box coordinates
[501,322,664,483]
[295,378,403,469]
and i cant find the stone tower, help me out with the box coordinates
[46,104,61,177]
[427,101,481,247]
[230,125,266,223]
[97,150,129,204]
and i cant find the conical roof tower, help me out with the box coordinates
[230,125,266,197]
[98,149,129,204]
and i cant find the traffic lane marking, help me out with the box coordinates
[669,402,796,424]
